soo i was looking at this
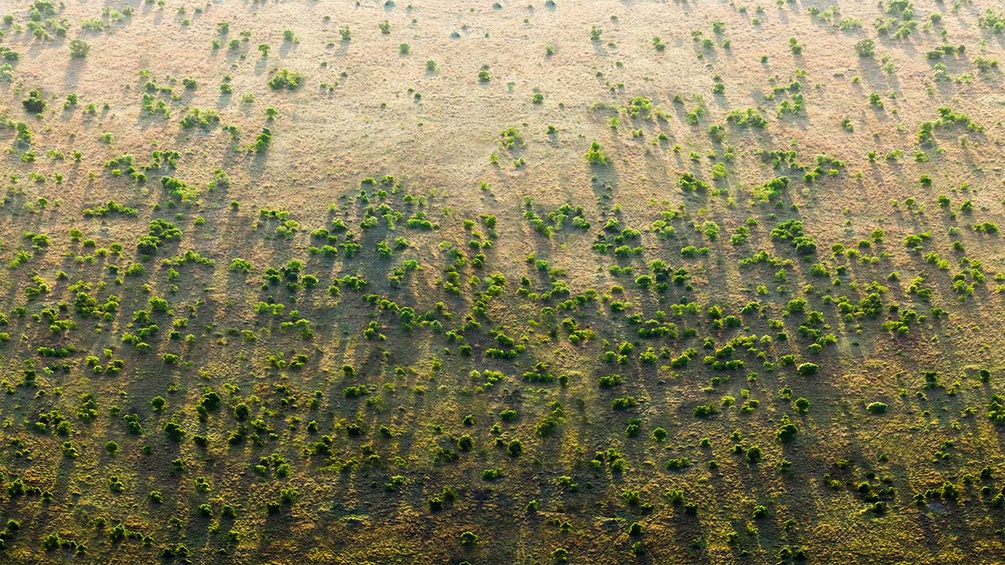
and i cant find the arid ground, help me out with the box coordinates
[1,0,1005,563]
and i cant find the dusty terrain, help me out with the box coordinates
[1,0,1005,563]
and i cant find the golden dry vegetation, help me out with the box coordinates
[1,0,1005,563]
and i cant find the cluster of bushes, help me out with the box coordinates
[137,219,182,254]
[268,69,303,89]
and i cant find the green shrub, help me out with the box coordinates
[665,457,691,471]
[69,39,90,59]
[775,415,798,443]
[611,396,638,410]
[22,89,46,114]
[866,402,888,414]
[796,363,818,376]
[179,108,220,129]
[229,258,252,272]
[584,141,608,165]
[234,403,250,420]
[692,403,716,418]
[254,128,272,152]
[163,421,186,441]
[268,69,303,90]
[853,38,875,58]
[280,486,299,505]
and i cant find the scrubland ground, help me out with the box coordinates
[1,0,1005,563]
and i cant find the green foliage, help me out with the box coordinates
[796,363,818,376]
[775,415,798,443]
[68,39,90,58]
[22,89,46,114]
[179,108,220,129]
[268,69,303,90]
[163,421,185,441]
[665,457,691,471]
[584,141,608,165]
[771,220,817,255]
[866,402,888,414]
[725,108,767,128]
[853,38,875,58]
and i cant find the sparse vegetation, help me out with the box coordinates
[0,2,1001,563]
[268,69,303,90]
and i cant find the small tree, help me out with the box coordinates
[854,38,875,58]
[793,397,811,412]
[796,362,819,376]
[866,402,888,414]
[584,141,608,165]
[22,89,46,114]
[69,39,90,59]
[268,69,303,90]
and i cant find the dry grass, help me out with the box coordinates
[0,0,1004,563]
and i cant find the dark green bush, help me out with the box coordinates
[796,363,818,376]
[584,141,608,165]
[611,396,638,410]
[268,69,303,90]
[775,415,799,443]
[866,402,888,414]
[22,89,46,114]
[665,457,691,471]
[163,421,186,441]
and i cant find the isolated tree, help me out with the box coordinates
[22,89,46,114]
[69,39,90,59]
[584,141,608,165]
[854,38,876,58]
